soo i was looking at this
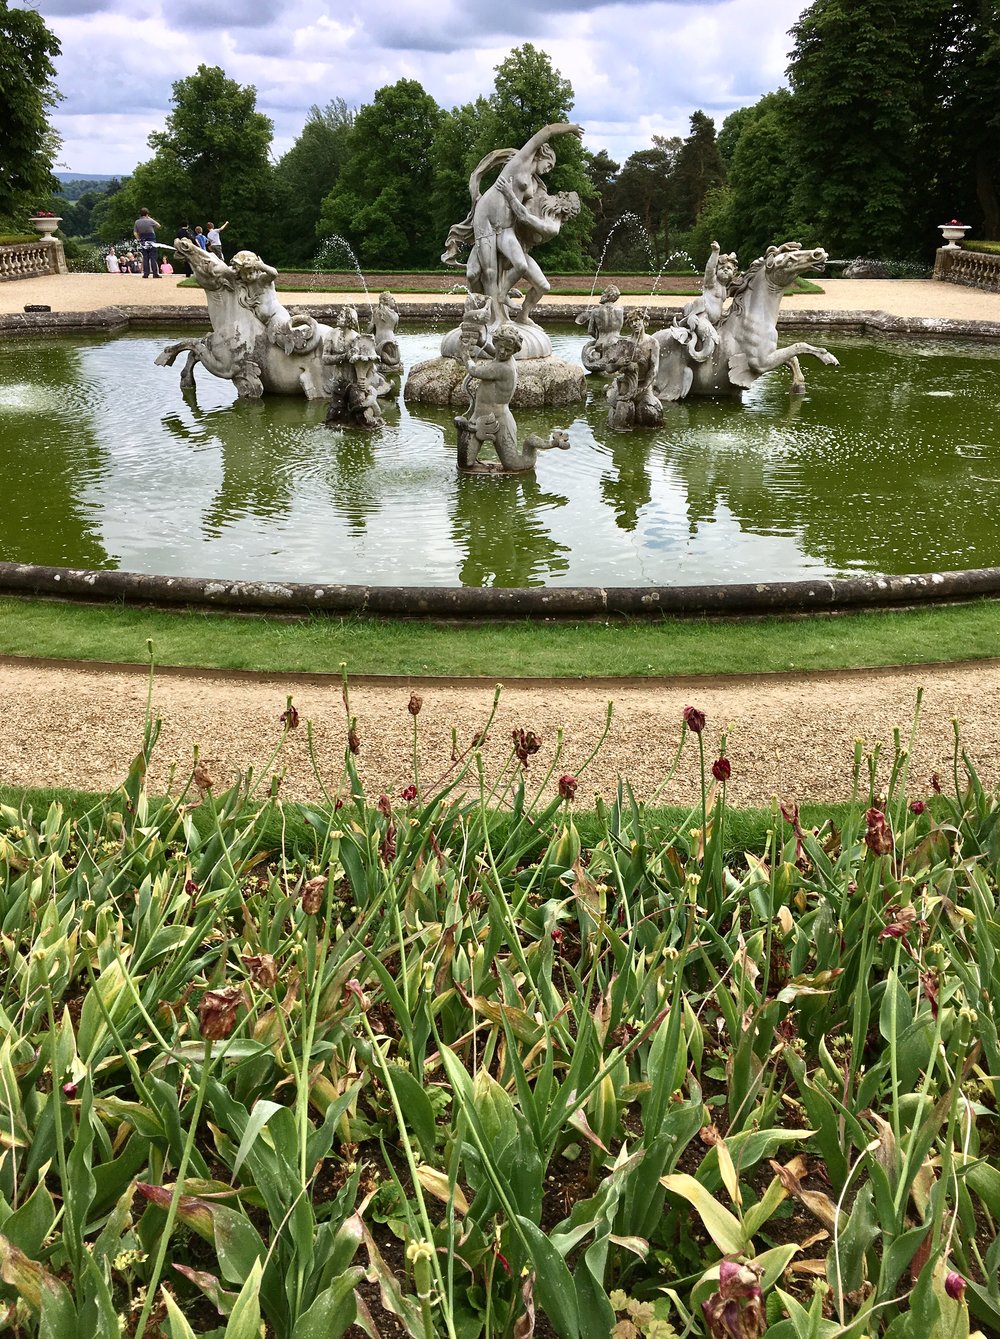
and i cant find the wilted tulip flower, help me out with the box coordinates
[683,705,706,734]
[910,799,926,815]
[407,692,423,717]
[198,986,241,1040]
[279,699,299,730]
[241,953,278,988]
[347,724,361,755]
[301,875,326,915]
[702,1261,765,1339]
[400,784,417,802]
[712,756,732,782]
[558,774,578,801]
[865,806,893,856]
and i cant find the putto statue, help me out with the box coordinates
[455,322,572,473]
[575,284,625,373]
[322,306,384,429]
[674,241,740,363]
[654,242,839,400]
[606,309,663,429]
[441,123,583,359]
[370,291,403,377]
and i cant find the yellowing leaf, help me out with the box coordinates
[660,1173,744,1254]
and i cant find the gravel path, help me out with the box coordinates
[4,272,1000,322]
[2,656,996,809]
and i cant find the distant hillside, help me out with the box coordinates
[55,173,124,202]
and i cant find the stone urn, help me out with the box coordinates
[938,219,970,250]
[29,215,62,236]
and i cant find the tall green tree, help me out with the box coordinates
[484,43,594,272]
[607,141,678,266]
[787,0,947,257]
[98,65,274,254]
[0,0,61,226]
[669,111,725,233]
[269,99,354,266]
[428,97,493,258]
[318,79,443,268]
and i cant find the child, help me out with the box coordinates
[159,257,174,275]
[105,250,120,273]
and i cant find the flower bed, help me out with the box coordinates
[0,686,996,1337]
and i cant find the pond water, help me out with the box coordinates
[1,326,998,588]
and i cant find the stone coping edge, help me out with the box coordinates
[2,304,1000,342]
[2,562,999,619]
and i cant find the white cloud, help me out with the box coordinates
[32,0,809,173]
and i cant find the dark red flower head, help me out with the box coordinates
[910,799,926,815]
[407,692,423,717]
[400,784,417,802]
[198,986,241,1040]
[279,700,299,730]
[865,806,893,856]
[712,757,731,782]
[683,705,706,734]
[945,1271,966,1301]
[558,774,578,801]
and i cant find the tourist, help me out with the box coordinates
[194,226,208,250]
[160,257,174,275]
[105,249,120,274]
[133,207,162,278]
[122,252,139,274]
[205,220,228,259]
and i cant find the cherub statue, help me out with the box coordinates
[454,322,572,472]
[677,241,740,363]
[370,291,403,376]
[606,309,662,428]
[575,284,625,373]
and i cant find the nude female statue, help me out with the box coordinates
[442,123,584,331]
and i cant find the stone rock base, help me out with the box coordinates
[404,355,586,407]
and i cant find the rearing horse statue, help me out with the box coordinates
[654,242,839,401]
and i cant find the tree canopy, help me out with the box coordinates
[0,0,61,226]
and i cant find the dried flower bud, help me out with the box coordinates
[347,725,361,755]
[407,692,423,717]
[945,1271,966,1301]
[279,699,299,730]
[301,875,326,915]
[930,771,942,793]
[62,1081,78,1098]
[343,978,369,1010]
[910,799,926,815]
[683,705,706,734]
[185,879,199,895]
[198,986,241,1040]
[193,763,213,792]
[242,953,278,988]
[377,793,392,817]
[380,826,396,864]
[400,784,417,802]
[558,774,578,801]
[712,757,732,782]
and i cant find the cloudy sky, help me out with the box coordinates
[28,0,809,176]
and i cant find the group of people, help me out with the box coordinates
[104,209,229,277]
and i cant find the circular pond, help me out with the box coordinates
[1,327,997,588]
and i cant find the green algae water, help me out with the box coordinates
[1,327,997,588]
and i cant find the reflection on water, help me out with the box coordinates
[0,328,998,587]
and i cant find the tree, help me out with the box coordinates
[695,92,811,261]
[428,98,493,257]
[787,0,947,257]
[269,100,355,266]
[0,0,61,226]
[99,65,275,254]
[318,79,443,268]
[608,142,677,266]
[669,111,725,234]
[585,149,620,261]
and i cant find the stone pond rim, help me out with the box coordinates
[1,561,999,620]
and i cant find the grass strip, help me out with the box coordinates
[1,596,999,679]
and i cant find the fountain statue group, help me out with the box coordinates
[155,122,839,471]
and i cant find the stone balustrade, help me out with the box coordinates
[934,245,1000,291]
[0,238,68,282]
